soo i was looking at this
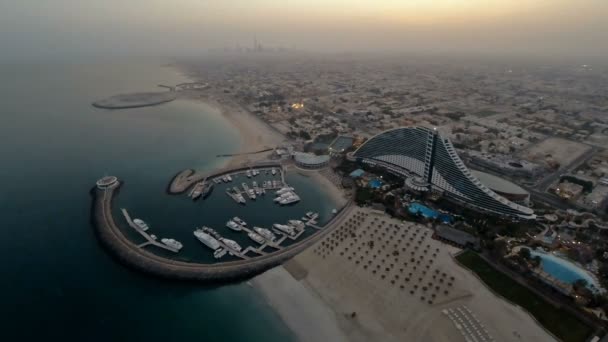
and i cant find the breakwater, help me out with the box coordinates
[92,180,352,283]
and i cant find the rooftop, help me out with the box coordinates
[470,170,529,196]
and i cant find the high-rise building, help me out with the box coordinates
[352,127,535,220]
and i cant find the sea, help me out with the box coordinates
[0,60,337,341]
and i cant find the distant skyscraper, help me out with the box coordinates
[353,126,535,219]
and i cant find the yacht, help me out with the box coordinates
[226,220,242,231]
[271,168,277,176]
[233,217,247,226]
[133,219,149,231]
[288,220,305,230]
[276,187,294,195]
[194,229,221,250]
[254,227,276,241]
[262,181,267,188]
[246,170,252,178]
[242,183,249,192]
[161,238,183,251]
[252,181,258,188]
[273,224,296,236]
[226,174,232,182]
[254,188,261,196]
[190,182,204,199]
[150,234,157,240]
[222,176,229,183]
[279,195,300,205]
[201,182,214,199]
[237,194,247,204]
[213,248,227,259]
[222,239,242,252]
[248,232,265,245]
[213,178,221,184]
[247,188,257,200]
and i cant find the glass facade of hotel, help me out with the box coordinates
[353,127,535,219]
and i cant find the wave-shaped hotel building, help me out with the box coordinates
[350,127,535,220]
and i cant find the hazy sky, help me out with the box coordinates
[1,0,607,61]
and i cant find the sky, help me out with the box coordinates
[0,0,607,61]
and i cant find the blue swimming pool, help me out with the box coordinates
[530,250,600,291]
[408,203,453,223]
[369,179,383,188]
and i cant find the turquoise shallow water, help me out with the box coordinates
[0,60,334,341]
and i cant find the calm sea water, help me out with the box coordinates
[0,60,334,341]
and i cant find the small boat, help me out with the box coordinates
[233,217,247,226]
[272,168,277,176]
[226,175,232,182]
[246,170,252,178]
[133,218,149,231]
[248,232,265,245]
[226,220,242,231]
[161,238,183,251]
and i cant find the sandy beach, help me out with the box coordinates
[253,207,556,342]
[182,92,286,168]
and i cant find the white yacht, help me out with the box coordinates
[252,181,258,188]
[288,220,305,230]
[246,170,252,178]
[248,232,265,245]
[214,248,227,259]
[273,223,296,236]
[226,174,232,182]
[279,195,300,205]
[132,218,149,231]
[248,188,256,200]
[271,168,277,176]
[237,194,247,204]
[226,220,242,231]
[254,227,276,241]
[262,181,267,188]
[222,239,242,252]
[222,176,229,183]
[194,230,221,250]
[161,238,183,251]
[233,217,247,226]
[276,187,294,195]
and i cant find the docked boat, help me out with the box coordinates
[252,181,258,188]
[237,194,247,204]
[288,220,305,230]
[194,229,221,250]
[161,238,183,251]
[133,218,149,231]
[233,217,247,226]
[242,182,249,192]
[248,232,265,245]
[262,181,267,188]
[226,220,242,231]
[273,223,296,236]
[214,248,227,259]
[222,239,242,252]
[247,188,256,200]
[279,195,300,205]
[213,178,221,184]
[254,227,276,241]
[246,170,252,178]
[190,182,204,200]
[276,187,294,195]
[226,174,232,182]
[272,168,277,175]
[201,182,214,199]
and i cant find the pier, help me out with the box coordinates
[91,177,354,283]
[121,208,179,253]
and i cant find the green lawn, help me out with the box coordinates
[456,250,595,342]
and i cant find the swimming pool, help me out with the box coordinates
[408,203,453,224]
[369,179,383,188]
[530,250,601,291]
